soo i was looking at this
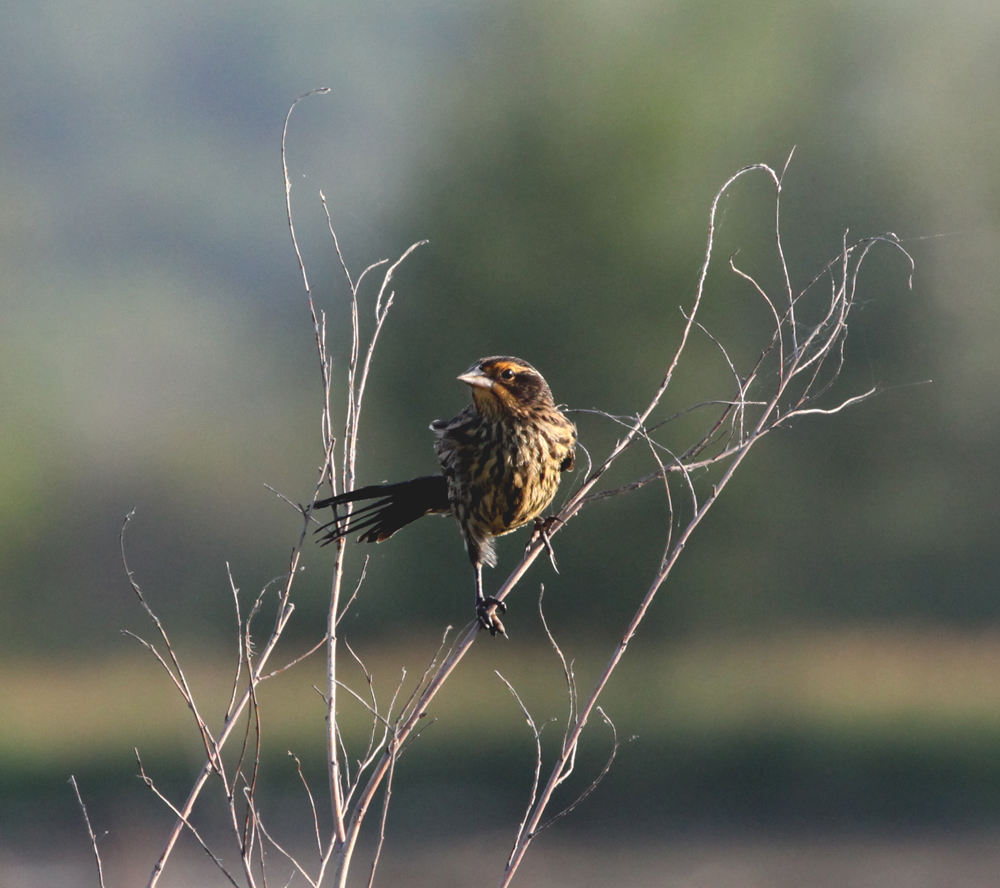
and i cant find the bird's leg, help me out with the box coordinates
[527,515,561,574]
[474,562,507,637]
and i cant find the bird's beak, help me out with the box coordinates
[457,367,493,390]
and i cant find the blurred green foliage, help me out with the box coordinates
[0,0,1000,864]
[2,0,1000,852]
[1,0,999,649]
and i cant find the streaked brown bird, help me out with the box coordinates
[315,356,576,635]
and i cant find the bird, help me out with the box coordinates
[315,356,577,636]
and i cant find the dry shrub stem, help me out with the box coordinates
[70,775,107,888]
[96,90,913,888]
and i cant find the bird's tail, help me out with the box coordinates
[314,475,450,545]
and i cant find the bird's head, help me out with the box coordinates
[458,356,555,418]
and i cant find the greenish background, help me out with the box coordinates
[2,0,999,884]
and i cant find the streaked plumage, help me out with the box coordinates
[316,356,576,635]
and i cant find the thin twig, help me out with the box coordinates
[534,708,627,835]
[120,514,219,770]
[136,149,912,888]
[137,751,243,888]
[537,586,577,748]
[497,671,545,865]
[224,563,247,720]
[497,162,913,886]
[291,752,324,860]
[282,87,331,296]
[70,776,107,888]
[255,810,319,888]
[366,733,399,888]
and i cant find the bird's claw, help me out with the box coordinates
[532,515,561,536]
[528,515,561,573]
[476,596,508,637]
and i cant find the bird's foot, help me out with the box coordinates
[528,515,561,573]
[476,596,508,638]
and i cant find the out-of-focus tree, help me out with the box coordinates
[0,0,998,650]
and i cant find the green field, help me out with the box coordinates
[8,626,1000,827]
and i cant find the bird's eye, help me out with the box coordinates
[500,368,516,381]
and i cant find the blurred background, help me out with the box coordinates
[2,0,1000,885]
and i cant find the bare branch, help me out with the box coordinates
[336,555,370,627]
[137,751,242,888]
[496,161,914,885]
[290,752,324,861]
[282,87,331,296]
[788,387,878,417]
[365,733,399,888]
[120,514,220,771]
[534,709,627,835]
[142,512,309,886]
[496,671,545,865]
[255,810,319,888]
[134,150,912,888]
[224,563,246,720]
[261,633,329,681]
[70,776,107,888]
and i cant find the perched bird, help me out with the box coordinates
[315,356,576,635]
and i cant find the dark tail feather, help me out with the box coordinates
[314,475,450,545]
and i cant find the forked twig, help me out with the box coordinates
[535,708,626,835]
[130,141,912,888]
[137,751,243,888]
[496,160,914,885]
